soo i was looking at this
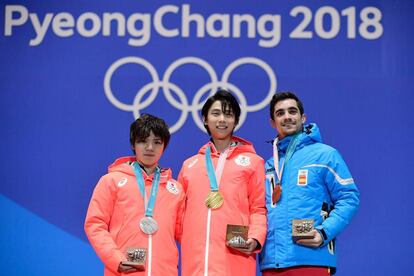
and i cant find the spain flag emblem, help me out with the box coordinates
[297,170,308,186]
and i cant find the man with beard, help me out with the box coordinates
[259,92,360,276]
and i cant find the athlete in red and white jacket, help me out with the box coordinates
[179,90,267,276]
[85,114,184,276]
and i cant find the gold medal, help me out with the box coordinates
[205,191,224,209]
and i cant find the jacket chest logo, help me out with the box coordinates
[235,155,251,167]
[297,170,308,186]
[166,181,180,195]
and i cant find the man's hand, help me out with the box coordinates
[228,238,258,256]
[295,229,323,248]
[118,263,138,273]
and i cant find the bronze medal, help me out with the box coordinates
[205,191,224,209]
[272,184,281,204]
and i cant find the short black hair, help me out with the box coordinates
[130,114,171,151]
[270,92,304,120]
[201,89,241,135]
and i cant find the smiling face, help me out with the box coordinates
[203,100,237,141]
[271,98,306,140]
[133,131,164,173]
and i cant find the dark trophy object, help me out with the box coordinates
[292,219,314,242]
[121,247,147,271]
[226,224,249,249]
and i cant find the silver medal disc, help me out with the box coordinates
[139,217,158,235]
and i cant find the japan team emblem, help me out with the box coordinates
[235,155,251,167]
[166,181,179,195]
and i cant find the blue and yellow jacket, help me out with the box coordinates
[259,123,360,274]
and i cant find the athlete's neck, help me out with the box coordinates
[136,161,157,176]
[212,137,233,153]
[144,166,157,175]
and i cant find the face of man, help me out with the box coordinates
[133,131,164,173]
[203,100,237,140]
[271,98,306,140]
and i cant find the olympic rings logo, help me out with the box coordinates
[104,56,277,133]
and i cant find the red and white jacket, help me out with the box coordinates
[85,156,185,276]
[178,137,267,276]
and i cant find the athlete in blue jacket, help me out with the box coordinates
[259,92,360,276]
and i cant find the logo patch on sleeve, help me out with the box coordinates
[297,170,308,186]
[118,177,128,187]
[188,158,198,168]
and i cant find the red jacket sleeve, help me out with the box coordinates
[84,175,125,273]
[174,181,186,243]
[246,157,267,250]
[176,166,188,243]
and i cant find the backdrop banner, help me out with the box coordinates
[1,1,413,275]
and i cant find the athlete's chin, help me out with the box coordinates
[211,130,232,139]
[280,128,299,138]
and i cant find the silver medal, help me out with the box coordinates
[139,216,158,235]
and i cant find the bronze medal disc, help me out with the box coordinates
[272,184,281,204]
[205,191,224,209]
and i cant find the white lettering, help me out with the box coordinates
[206,14,230,38]
[102,13,126,36]
[3,4,384,47]
[233,14,256,38]
[5,5,28,36]
[257,15,281,47]
[127,13,150,46]
[182,4,205,37]
[77,12,101,37]
[314,7,340,39]
[52,12,75,37]
[29,13,53,46]
[289,6,313,39]
[154,5,179,37]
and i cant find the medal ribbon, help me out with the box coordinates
[272,133,301,185]
[205,146,228,191]
[132,162,161,218]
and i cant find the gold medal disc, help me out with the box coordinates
[205,191,224,209]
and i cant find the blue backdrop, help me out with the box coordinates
[1,1,413,275]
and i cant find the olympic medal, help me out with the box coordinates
[272,184,281,204]
[205,191,224,209]
[139,217,158,235]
